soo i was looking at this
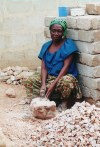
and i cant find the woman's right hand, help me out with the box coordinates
[40,85,46,97]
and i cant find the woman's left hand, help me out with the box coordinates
[46,82,56,98]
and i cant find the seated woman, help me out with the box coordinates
[24,18,82,108]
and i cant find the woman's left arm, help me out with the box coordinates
[46,54,73,98]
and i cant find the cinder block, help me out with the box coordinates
[81,85,100,100]
[76,41,100,54]
[79,75,100,90]
[70,8,86,16]
[77,63,100,78]
[67,16,77,29]
[94,42,100,54]
[77,16,92,30]
[92,16,100,29]
[86,3,100,15]
[67,29,78,40]
[78,53,100,66]
[78,30,100,42]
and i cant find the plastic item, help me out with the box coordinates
[58,6,69,17]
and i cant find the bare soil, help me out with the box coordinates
[0,83,45,147]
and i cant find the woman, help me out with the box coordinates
[24,19,82,108]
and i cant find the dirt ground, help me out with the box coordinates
[0,83,99,147]
[0,83,46,147]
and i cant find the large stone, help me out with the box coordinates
[16,71,33,80]
[67,29,79,40]
[67,16,77,29]
[68,29,100,42]
[5,88,16,98]
[78,53,100,66]
[86,3,100,15]
[77,63,100,78]
[81,85,100,100]
[76,41,100,54]
[77,15,100,30]
[30,97,56,119]
[77,16,92,30]
[79,75,100,90]
[70,8,86,16]
[92,16,100,29]
[78,30,100,42]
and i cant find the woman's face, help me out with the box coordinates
[50,24,64,42]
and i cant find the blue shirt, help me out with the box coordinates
[38,38,78,77]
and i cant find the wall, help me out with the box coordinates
[0,0,57,69]
[58,0,100,7]
[0,0,100,69]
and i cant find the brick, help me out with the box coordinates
[70,8,86,16]
[78,30,100,42]
[76,41,100,54]
[78,53,100,66]
[67,29,78,40]
[77,16,92,30]
[86,3,100,15]
[77,63,100,78]
[92,16,100,29]
[67,16,77,29]
[81,85,100,100]
[79,75,100,90]
[77,15,100,30]
[94,42,100,54]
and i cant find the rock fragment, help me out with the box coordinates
[5,88,16,98]
[30,97,56,119]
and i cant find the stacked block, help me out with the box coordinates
[44,3,100,101]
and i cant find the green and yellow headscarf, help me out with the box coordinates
[49,18,67,37]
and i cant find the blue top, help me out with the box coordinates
[38,38,78,77]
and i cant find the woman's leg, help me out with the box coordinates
[56,74,82,108]
[24,72,41,98]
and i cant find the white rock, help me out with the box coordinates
[5,88,16,98]
[30,97,56,119]
[10,75,16,81]
[70,8,86,16]
[16,71,33,80]
[6,79,12,84]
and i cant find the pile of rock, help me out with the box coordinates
[30,97,56,119]
[30,101,100,146]
[44,3,100,101]
[0,66,34,85]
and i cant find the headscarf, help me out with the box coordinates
[49,18,67,37]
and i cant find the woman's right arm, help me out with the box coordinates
[40,60,48,95]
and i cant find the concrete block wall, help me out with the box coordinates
[44,3,100,101]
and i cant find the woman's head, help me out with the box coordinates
[49,18,67,42]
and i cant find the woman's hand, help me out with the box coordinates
[46,82,56,98]
[40,85,46,97]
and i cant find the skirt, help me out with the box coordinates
[24,71,82,107]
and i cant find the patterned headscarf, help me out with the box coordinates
[49,18,67,37]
